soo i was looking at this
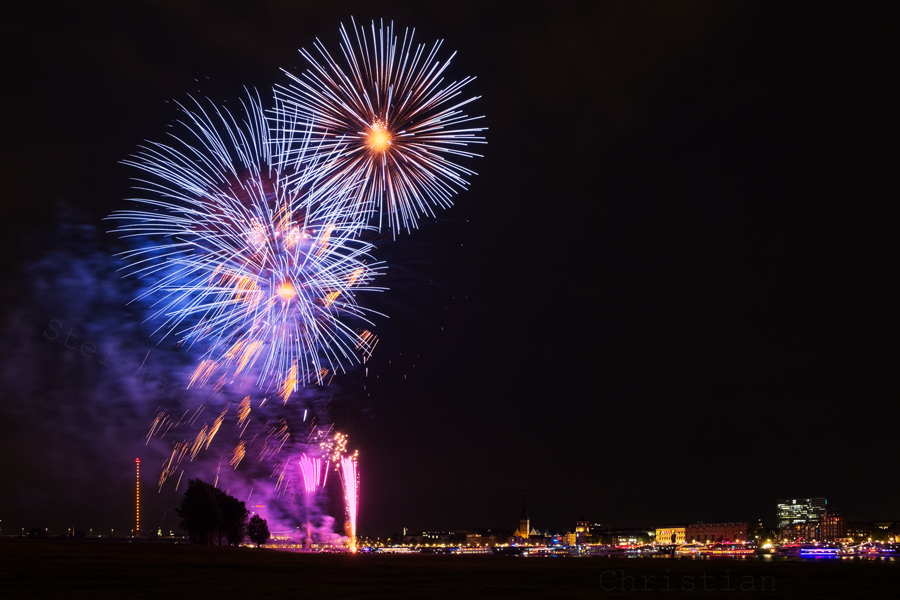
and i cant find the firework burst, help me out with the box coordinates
[275,18,486,233]
[110,92,384,398]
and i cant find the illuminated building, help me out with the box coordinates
[819,512,846,541]
[776,498,827,528]
[577,523,642,545]
[584,522,605,544]
[401,529,424,545]
[781,510,846,542]
[686,522,749,543]
[587,525,653,546]
[466,528,512,546]
[575,521,609,544]
[872,521,899,542]
[845,518,872,540]
[566,521,589,546]
[405,530,466,545]
[398,528,511,547]
[513,494,538,539]
[422,531,451,543]
[609,529,653,546]
[655,526,686,544]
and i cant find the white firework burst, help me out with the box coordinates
[275,18,486,233]
[109,91,383,399]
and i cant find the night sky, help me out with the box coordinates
[2,1,899,538]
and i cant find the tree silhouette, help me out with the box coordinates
[176,479,247,545]
[248,514,270,548]
[221,492,249,546]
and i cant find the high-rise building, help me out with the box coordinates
[776,498,827,528]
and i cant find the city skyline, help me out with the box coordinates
[6,471,899,542]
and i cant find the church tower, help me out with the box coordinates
[516,493,530,539]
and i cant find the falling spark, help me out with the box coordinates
[237,396,251,425]
[231,440,246,469]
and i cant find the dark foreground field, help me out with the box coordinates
[0,540,897,599]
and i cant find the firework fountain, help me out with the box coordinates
[339,455,359,553]
[111,19,484,551]
[298,454,322,548]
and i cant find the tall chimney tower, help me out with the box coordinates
[135,458,141,536]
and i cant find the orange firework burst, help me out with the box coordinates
[276,18,486,232]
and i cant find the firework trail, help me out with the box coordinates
[275,18,486,233]
[299,453,322,546]
[110,91,384,399]
[340,454,359,552]
[299,454,323,496]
